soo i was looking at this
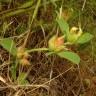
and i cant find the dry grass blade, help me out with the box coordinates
[0,76,6,83]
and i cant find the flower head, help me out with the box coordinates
[48,35,65,51]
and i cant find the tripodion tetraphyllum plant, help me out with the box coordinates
[0,7,93,84]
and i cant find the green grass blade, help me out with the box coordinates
[19,1,34,9]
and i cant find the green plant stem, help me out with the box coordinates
[31,0,41,23]
[27,48,49,53]
[23,0,41,48]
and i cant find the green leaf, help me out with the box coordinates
[57,17,69,35]
[57,51,80,64]
[77,33,93,44]
[17,72,29,85]
[19,1,33,9]
[10,64,16,81]
[0,38,17,56]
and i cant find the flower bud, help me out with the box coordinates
[67,27,82,44]
[17,46,24,58]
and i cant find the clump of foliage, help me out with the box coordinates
[0,1,96,96]
[0,6,93,84]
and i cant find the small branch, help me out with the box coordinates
[0,84,48,89]
[27,48,49,53]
